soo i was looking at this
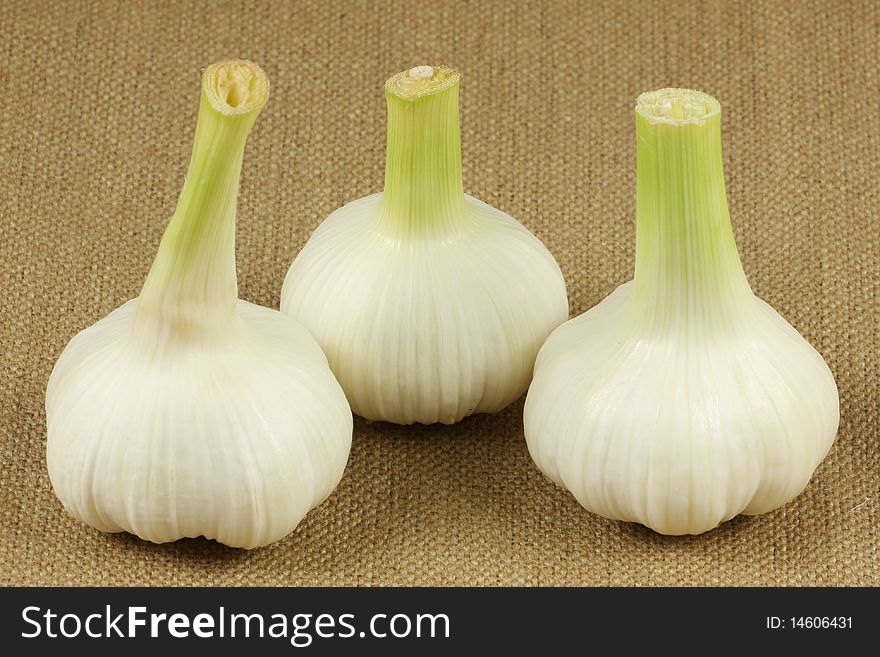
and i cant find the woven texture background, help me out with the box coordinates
[2,0,877,586]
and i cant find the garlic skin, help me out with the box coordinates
[46,61,352,549]
[524,89,839,535]
[46,300,351,549]
[281,66,569,425]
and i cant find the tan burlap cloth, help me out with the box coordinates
[1,0,877,586]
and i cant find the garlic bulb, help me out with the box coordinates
[524,89,839,535]
[281,66,569,425]
[46,61,352,549]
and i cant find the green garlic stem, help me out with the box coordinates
[631,88,753,328]
[136,61,268,337]
[379,66,467,237]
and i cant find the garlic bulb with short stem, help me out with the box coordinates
[46,60,352,549]
[281,65,569,425]
[524,88,839,535]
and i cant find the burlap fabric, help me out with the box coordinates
[1,0,877,586]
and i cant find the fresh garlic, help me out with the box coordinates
[281,66,569,425]
[524,88,839,535]
[46,61,352,549]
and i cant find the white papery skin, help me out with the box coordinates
[283,193,568,425]
[46,61,352,548]
[46,300,351,548]
[281,67,569,425]
[524,89,839,535]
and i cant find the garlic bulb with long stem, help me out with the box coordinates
[281,66,569,425]
[524,89,839,535]
[46,61,352,549]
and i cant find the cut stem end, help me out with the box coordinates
[203,60,269,116]
[385,65,459,101]
[636,88,720,126]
